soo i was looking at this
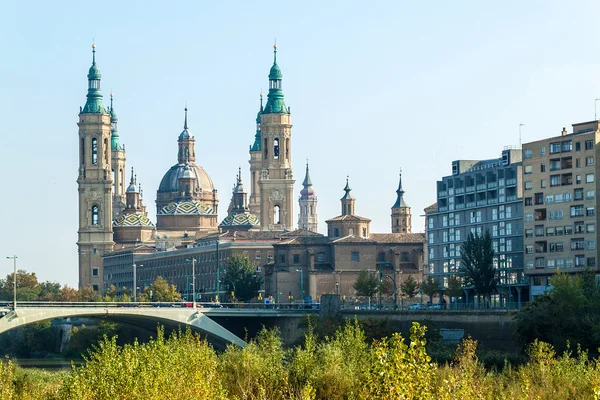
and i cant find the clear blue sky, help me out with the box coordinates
[2,1,600,286]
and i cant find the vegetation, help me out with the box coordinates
[139,276,181,302]
[515,269,600,355]
[400,275,418,299]
[460,231,497,302]
[3,321,600,399]
[222,254,260,302]
[445,275,463,307]
[353,270,379,299]
[420,277,441,304]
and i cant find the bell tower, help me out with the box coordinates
[391,171,411,233]
[110,93,127,218]
[298,162,318,232]
[77,44,114,290]
[258,44,295,231]
[248,94,263,216]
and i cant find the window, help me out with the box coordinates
[525,229,533,238]
[255,251,261,259]
[549,159,561,171]
[401,252,409,262]
[571,205,584,217]
[586,157,594,166]
[92,268,99,276]
[91,205,99,225]
[562,140,572,152]
[546,195,554,204]
[586,190,595,200]
[524,165,533,174]
[556,226,564,236]
[541,179,547,188]
[541,147,546,156]
[585,140,594,150]
[351,251,360,262]
[279,254,286,264]
[534,193,544,205]
[525,197,532,206]
[587,207,595,217]
[535,225,544,236]
[541,164,546,172]
[525,213,533,222]
[571,238,585,250]
[576,158,581,168]
[92,284,99,292]
[564,225,573,235]
[587,223,595,233]
[574,188,584,200]
[587,174,595,183]
[576,175,582,184]
[91,138,98,164]
[428,233,434,244]
[550,175,561,186]
[316,252,325,262]
[550,142,561,154]
[524,149,533,159]
[428,218,434,229]
[587,240,596,250]
[575,221,585,233]
[576,255,586,267]
[526,245,534,254]
[334,228,340,237]
[525,181,533,190]
[588,257,596,267]
[546,227,555,236]
[362,228,367,237]
[293,254,300,264]
[273,138,280,159]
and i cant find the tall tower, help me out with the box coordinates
[298,162,318,232]
[341,178,355,216]
[258,45,295,231]
[391,171,412,233]
[248,94,263,215]
[77,45,114,290]
[110,94,127,218]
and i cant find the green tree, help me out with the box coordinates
[446,275,464,308]
[222,254,260,302]
[460,231,497,303]
[102,285,118,302]
[0,270,40,301]
[420,277,441,304]
[400,275,418,299]
[353,270,379,299]
[79,285,101,302]
[37,281,62,301]
[139,276,181,302]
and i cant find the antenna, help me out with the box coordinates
[519,123,525,148]
[595,98,600,120]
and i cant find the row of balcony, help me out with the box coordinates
[439,178,517,198]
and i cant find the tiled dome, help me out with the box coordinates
[113,214,154,227]
[158,201,216,216]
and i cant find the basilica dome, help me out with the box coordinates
[157,163,215,194]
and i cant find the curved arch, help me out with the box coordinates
[0,307,244,347]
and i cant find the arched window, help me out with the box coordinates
[334,228,340,237]
[80,138,85,164]
[273,138,280,159]
[91,138,98,165]
[349,228,354,236]
[274,205,281,224]
[92,205,99,225]
[396,219,399,226]
[285,138,290,162]
[104,138,108,164]
[310,205,313,215]
[264,138,268,158]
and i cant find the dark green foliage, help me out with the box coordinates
[222,254,260,302]
[420,277,441,303]
[353,270,379,298]
[460,231,497,296]
[400,275,418,299]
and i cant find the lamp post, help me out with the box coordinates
[132,263,138,302]
[295,268,304,302]
[187,258,197,309]
[378,262,384,309]
[6,255,17,313]
[335,281,339,295]
[215,238,220,303]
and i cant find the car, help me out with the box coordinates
[407,303,427,311]
[428,304,443,310]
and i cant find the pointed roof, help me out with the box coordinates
[126,167,138,193]
[341,177,354,200]
[264,44,289,114]
[178,107,193,140]
[392,172,409,208]
[251,93,263,152]
[300,162,315,197]
[82,44,107,114]
[110,94,124,151]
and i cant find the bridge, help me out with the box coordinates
[0,302,320,348]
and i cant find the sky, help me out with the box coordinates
[3,1,600,287]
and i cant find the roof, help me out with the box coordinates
[331,235,376,244]
[158,163,215,193]
[326,214,371,223]
[219,212,260,228]
[157,201,216,216]
[369,233,425,244]
[424,202,438,213]
[113,213,155,228]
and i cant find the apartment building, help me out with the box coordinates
[425,148,527,305]
[523,122,600,299]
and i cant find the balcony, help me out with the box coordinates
[488,198,498,204]
[506,178,517,186]
[477,200,487,206]
[455,188,465,194]
[438,191,447,198]
[476,184,487,191]
[466,186,475,193]
[487,182,497,189]
[466,202,476,208]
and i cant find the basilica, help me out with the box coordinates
[77,44,420,301]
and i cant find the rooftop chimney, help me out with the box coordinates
[561,127,568,136]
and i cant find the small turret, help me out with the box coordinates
[264,44,288,114]
[82,44,107,114]
[391,170,412,233]
[341,177,355,216]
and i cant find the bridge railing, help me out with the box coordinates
[1,301,320,311]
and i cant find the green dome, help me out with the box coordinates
[81,45,107,114]
[269,63,282,80]
[88,63,101,80]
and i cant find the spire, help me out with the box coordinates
[126,167,138,193]
[109,93,124,151]
[251,93,263,151]
[392,171,409,208]
[178,106,192,140]
[264,43,288,114]
[82,44,107,114]
[341,176,354,200]
[300,162,315,197]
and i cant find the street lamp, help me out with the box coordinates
[215,238,220,303]
[295,268,304,302]
[6,255,17,314]
[186,258,197,309]
[133,263,142,302]
[335,281,339,295]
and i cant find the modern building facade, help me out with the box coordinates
[425,148,527,304]
[522,122,600,299]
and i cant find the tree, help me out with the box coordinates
[222,254,260,302]
[102,285,118,302]
[420,277,441,304]
[460,231,497,302]
[400,275,418,299]
[139,276,181,302]
[353,270,379,299]
[37,281,62,301]
[380,278,394,296]
[80,285,101,302]
[0,270,40,301]
[57,285,81,301]
[446,275,463,308]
